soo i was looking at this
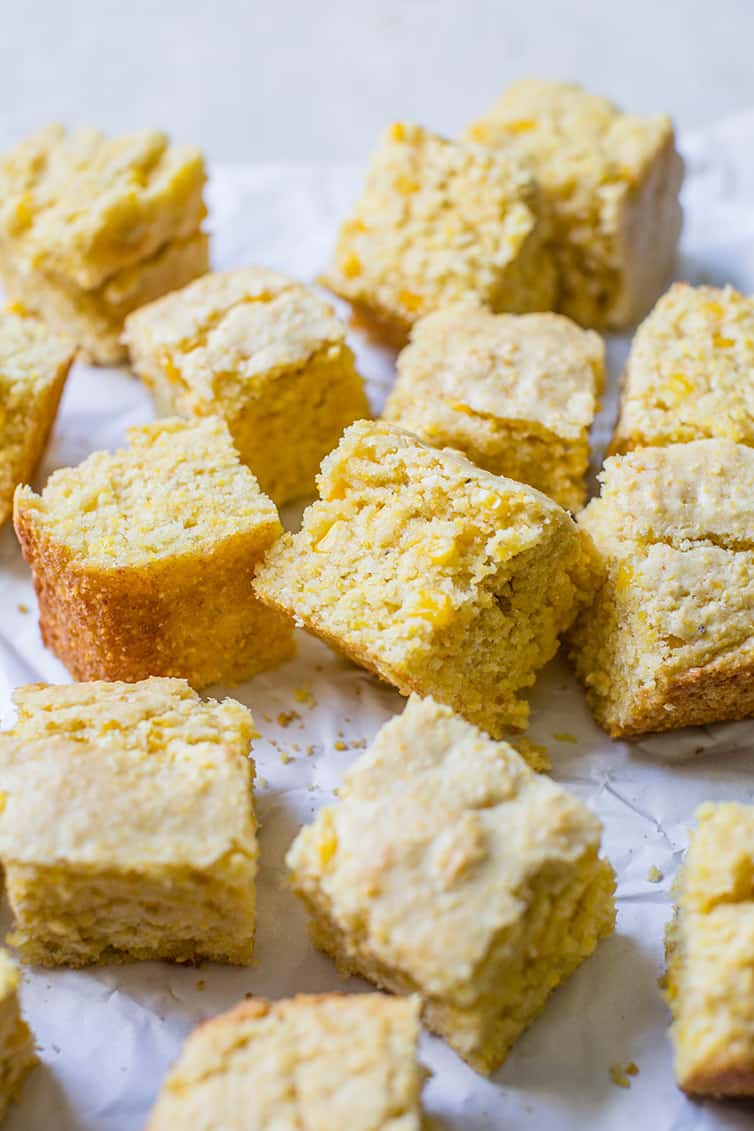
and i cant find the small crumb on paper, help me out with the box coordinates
[277,710,300,728]
[294,685,316,708]
[17,603,29,614]
[553,732,578,744]
[647,865,664,883]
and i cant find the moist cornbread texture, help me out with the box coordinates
[570,439,754,737]
[465,80,683,330]
[0,951,36,1120]
[254,420,597,736]
[0,678,258,967]
[383,305,604,510]
[14,416,294,686]
[124,268,370,505]
[147,994,424,1130]
[611,284,754,454]
[0,307,74,525]
[287,695,616,1074]
[665,803,754,1095]
[322,122,556,345]
[0,125,209,363]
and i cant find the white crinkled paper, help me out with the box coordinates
[2,113,754,1131]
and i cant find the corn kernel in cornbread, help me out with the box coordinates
[0,678,258,967]
[0,951,36,1120]
[465,80,683,330]
[14,416,293,686]
[322,122,556,344]
[147,994,424,1130]
[254,421,597,735]
[287,695,616,1074]
[383,305,604,510]
[666,803,754,1095]
[570,439,754,736]
[0,307,74,525]
[124,268,370,505]
[611,284,754,454]
[0,125,209,363]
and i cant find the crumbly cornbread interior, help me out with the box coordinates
[666,803,754,1095]
[0,951,36,1120]
[287,696,616,1074]
[254,421,597,735]
[147,994,424,1131]
[0,678,258,967]
[383,305,604,510]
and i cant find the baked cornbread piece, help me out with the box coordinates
[147,994,424,1130]
[666,803,754,1095]
[0,951,36,1120]
[611,283,754,454]
[0,677,258,967]
[322,122,556,345]
[0,125,209,363]
[570,439,754,736]
[383,305,604,510]
[0,307,74,525]
[14,416,294,686]
[288,695,616,1074]
[465,80,683,330]
[254,420,596,735]
[124,268,370,505]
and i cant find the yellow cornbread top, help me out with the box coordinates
[147,994,423,1131]
[0,124,206,289]
[14,416,281,569]
[681,802,754,916]
[391,305,604,439]
[287,695,608,998]
[0,677,256,871]
[612,284,754,448]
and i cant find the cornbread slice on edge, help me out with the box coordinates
[610,283,754,454]
[383,305,604,510]
[0,678,258,967]
[569,439,754,737]
[124,267,370,505]
[147,994,425,1130]
[322,121,556,346]
[0,306,74,525]
[0,951,37,1119]
[14,416,294,687]
[254,420,597,736]
[665,803,754,1096]
[287,695,616,1075]
[465,79,683,330]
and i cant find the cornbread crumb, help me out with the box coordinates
[323,122,556,344]
[146,994,425,1130]
[0,678,258,967]
[553,732,578,744]
[0,950,37,1120]
[609,1063,632,1089]
[287,695,616,1074]
[14,416,294,687]
[277,710,300,729]
[510,737,551,773]
[16,604,28,615]
[648,865,664,883]
[665,803,754,1095]
[465,80,683,329]
[384,305,604,510]
[0,308,74,525]
[255,420,597,736]
[124,268,370,505]
[570,439,754,736]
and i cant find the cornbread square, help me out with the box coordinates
[570,439,754,737]
[323,122,556,345]
[383,305,604,510]
[14,416,294,687]
[254,420,597,735]
[0,677,258,967]
[147,994,424,1130]
[288,695,616,1074]
[465,80,683,329]
[0,951,36,1120]
[0,125,209,363]
[124,268,370,505]
[666,803,754,1095]
[0,307,74,525]
[611,284,754,454]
